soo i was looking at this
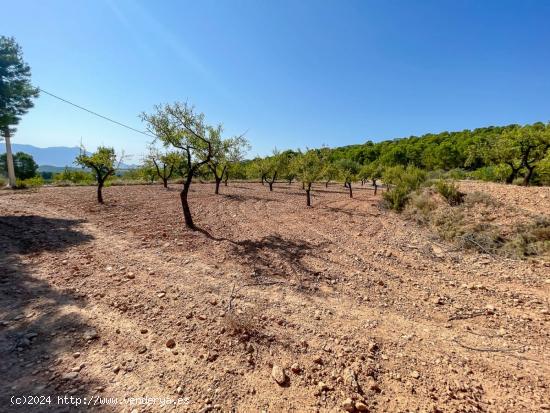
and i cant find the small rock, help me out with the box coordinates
[83,329,99,341]
[410,370,420,379]
[271,365,287,385]
[434,296,445,305]
[342,398,355,412]
[290,363,301,373]
[73,352,80,358]
[140,328,148,334]
[113,366,120,374]
[126,272,135,279]
[62,372,79,380]
[206,352,218,362]
[485,304,496,315]
[137,346,147,354]
[355,401,368,411]
[318,381,331,391]
[166,339,176,349]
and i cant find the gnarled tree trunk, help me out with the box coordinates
[97,180,104,204]
[180,175,194,229]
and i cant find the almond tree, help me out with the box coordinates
[140,102,214,230]
[208,132,249,194]
[337,159,360,198]
[146,146,183,188]
[295,149,324,206]
[75,146,120,204]
[251,157,269,185]
[322,162,338,188]
[264,149,282,192]
[360,162,383,194]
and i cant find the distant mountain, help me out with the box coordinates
[3,144,82,167]
[0,144,136,169]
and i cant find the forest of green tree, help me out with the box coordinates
[242,122,550,187]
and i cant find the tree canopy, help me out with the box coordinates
[0,36,39,137]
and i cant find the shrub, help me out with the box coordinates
[405,188,438,224]
[16,176,44,188]
[445,168,468,180]
[502,216,550,258]
[53,168,95,185]
[469,164,509,182]
[434,180,464,206]
[432,207,466,241]
[458,227,503,255]
[382,165,427,211]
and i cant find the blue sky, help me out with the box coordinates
[3,0,550,161]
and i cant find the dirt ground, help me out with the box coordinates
[0,181,548,412]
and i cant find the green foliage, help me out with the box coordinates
[145,146,185,186]
[53,168,95,185]
[0,151,38,179]
[359,162,383,183]
[286,122,549,186]
[434,180,464,206]
[40,171,53,181]
[16,175,44,188]
[207,132,249,186]
[382,165,427,211]
[336,158,360,184]
[0,36,39,135]
[294,149,324,186]
[75,146,118,183]
[469,164,509,182]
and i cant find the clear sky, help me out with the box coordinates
[3,0,550,162]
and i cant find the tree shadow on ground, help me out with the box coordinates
[0,215,107,412]
[196,227,328,293]
[219,193,282,203]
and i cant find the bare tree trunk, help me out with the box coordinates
[97,180,104,204]
[306,183,312,206]
[325,180,329,188]
[215,177,222,194]
[505,164,520,184]
[348,182,353,198]
[163,178,168,188]
[269,182,274,191]
[180,177,195,229]
[523,166,535,186]
[3,130,16,187]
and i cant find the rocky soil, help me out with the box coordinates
[0,181,548,412]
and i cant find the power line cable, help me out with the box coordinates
[38,87,157,139]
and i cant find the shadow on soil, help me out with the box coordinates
[197,226,328,292]
[0,215,106,412]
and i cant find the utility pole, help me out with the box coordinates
[3,129,17,187]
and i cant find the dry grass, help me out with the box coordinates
[406,188,550,260]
